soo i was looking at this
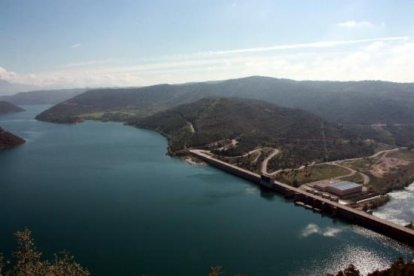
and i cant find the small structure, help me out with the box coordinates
[260,174,273,188]
[325,181,362,197]
[311,179,362,198]
[313,179,340,191]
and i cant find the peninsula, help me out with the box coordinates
[0,101,25,115]
[0,127,25,149]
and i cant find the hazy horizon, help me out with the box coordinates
[1,0,414,93]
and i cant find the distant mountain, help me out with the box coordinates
[35,85,189,123]
[36,76,414,125]
[132,97,374,166]
[0,101,25,116]
[0,127,25,149]
[0,79,36,95]
[0,88,86,105]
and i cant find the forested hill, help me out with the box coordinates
[132,97,374,165]
[0,127,25,149]
[0,101,25,115]
[0,88,85,105]
[36,76,414,125]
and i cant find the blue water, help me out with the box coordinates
[0,105,413,276]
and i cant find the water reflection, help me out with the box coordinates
[295,223,413,276]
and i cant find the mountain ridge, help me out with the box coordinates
[36,75,414,124]
[131,97,375,168]
[0,88,86,105]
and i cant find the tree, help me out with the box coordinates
[0,229,89,276]
[209,266,223,276]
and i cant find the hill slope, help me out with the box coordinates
[0,101,25,115]
[36,76,414,125]
[0,127,25,149]
[131,98,374,167]
[0,88,86,105]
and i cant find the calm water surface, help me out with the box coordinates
[0,105,413,276]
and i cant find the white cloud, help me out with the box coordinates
[58,36,407,70]
[57,59,117,68]
[191,36,405,57]
[2,36,414,90]
[337,20,375,28]
[71,43,81,49]
[0,66,18,82]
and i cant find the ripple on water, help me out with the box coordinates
[294,223,413,276]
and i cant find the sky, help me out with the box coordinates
[1,0,414,92]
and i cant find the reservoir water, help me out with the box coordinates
[0,105,413,276]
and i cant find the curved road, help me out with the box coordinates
[260,149,280,175]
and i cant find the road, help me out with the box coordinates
[199,144,403,186]
[260,149,280,175]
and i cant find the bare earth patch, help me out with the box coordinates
[370,155,410,178]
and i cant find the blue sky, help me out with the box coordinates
[1,0,414,90]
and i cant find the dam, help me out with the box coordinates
[190,149,414,247]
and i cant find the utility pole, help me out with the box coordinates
[321,121,328,161]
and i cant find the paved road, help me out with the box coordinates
[198,145,403,186]
[330,161,370,185]
[260,149,280,175]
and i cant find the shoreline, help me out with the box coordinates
[36,116,414,225]
[183,156,206,166]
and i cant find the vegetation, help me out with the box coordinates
[208,266,244,276]
[36,76,414,140]
[343,149,414,193]
[0,127,25,150]
[339,172,364,184]
[0,89,85,105]
[34,76,414,192]
[353,124,414,147]
[132,98,374,168]
[78,109,150,122]
[328,258,414,276]
[0,229,89,276]
[35,84,186,123]
[266,139,374,171]
[274,164,350,186]
[0,101,24,116]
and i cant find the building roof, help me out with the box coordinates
[329,181,361,191]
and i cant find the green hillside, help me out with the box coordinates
[132,97,374,167]
[36,76,414,124]
[35,76,414,146]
